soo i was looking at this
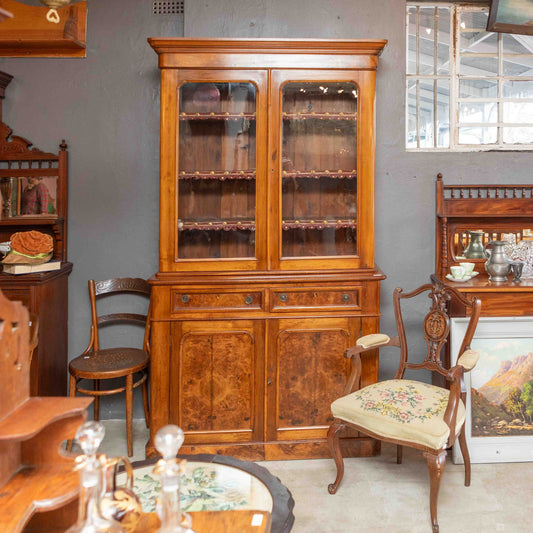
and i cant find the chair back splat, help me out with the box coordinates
[394,274,481,381]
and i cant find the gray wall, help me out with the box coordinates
[1,0,531,417]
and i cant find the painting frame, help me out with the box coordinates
[487,0,533,36]
[451,316,533,464]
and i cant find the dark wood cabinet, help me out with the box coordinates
[0,72,71,396]
[148,38,387,460]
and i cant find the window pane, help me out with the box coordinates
[503,80,533,98]
[503,127,533,144]
[502,34,533,55]
[419,79,434,148]
[503,102,533,123]
[459,79,498,98]
[406,80,418,148]
[419,8,435,75]
[503,58,533,76]
[460,31,498,55]
[459,102,497,124]
[437,7,451,75]
[436,79,450,148]
[459,55,498,76]
[458,126,497,144]
[460,10,488,30]
[407,7,417,75]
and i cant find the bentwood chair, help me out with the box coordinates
[327,275,481,533]
[69,277,151,456]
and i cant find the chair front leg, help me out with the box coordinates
[424,450,447,533]
[458,425,471,487]
[327,420,347,494]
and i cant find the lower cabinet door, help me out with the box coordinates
[170,319,264,444]
[266,317,361,442]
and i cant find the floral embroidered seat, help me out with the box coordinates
[327,275,481,533]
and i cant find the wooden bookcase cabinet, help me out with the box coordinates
[148,38,387,460]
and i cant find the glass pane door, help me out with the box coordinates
[281,81,358,258]
[178,82,257,259]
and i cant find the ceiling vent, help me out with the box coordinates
[153,1,184,15]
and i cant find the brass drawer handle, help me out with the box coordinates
[245,295,253,305]
[181,294,190,303]
[342,293,350,303]
[279,293,288,303]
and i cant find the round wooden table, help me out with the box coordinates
[127,454,295,533]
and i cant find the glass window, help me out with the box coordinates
[407,4,533,151]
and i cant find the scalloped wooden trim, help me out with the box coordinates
[0,122,56,158]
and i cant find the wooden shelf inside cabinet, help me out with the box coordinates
[180,112,256,121]
[180,170,256,180]
[0,0,87,58]
[282,170,356,179]
[282,218,356,230]
[282,112,356,120]
[179,220,255,231]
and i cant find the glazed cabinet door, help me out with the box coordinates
[160,69,269,272]
[269,69,377,270]
[169,320,265,444]
[266,317,360,443]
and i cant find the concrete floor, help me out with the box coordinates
[100,420,533,533]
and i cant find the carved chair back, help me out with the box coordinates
[88,277,151,353]
[393,274,481,382]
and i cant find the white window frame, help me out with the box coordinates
[406,2,533,152]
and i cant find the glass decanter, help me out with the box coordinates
[66,421,125,533]
[153,425,196,533]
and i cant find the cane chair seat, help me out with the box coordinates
[331,379,466,450]
[69,348,149,379]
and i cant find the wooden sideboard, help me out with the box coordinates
[436,174,533,323]
[147,38,387,460]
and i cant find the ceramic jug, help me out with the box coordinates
[483,240,512,282]
[100,456,142,533]
[464,230,485,259]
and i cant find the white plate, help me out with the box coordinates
[446,271,479,282]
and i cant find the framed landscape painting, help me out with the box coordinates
[451,316,533,464]
[487,0,533,35]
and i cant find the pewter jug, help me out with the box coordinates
[484,240,512,282]
[464,230,485,259]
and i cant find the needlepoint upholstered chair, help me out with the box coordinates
[327,275,481,533]
[69,278,151,457]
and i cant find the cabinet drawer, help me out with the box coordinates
[270,288,361,311]
[172,290,263,312]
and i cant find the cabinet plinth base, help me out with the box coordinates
[145,437,380,461]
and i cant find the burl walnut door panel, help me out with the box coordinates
[170,320,264,444]
[267,317,360,442]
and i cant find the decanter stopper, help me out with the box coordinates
[153,425,196,533]
[66,422,125,533]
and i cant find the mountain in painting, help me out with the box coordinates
[478,352,533,405]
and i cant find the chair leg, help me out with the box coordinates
[142,372,150,429]
[126,373,133,457]
[327,420,346,495]
[458,425,471,487]
[424,450,447,533]
[67,374,77,452]
[397,445,403,464]
[93,379,100,422]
